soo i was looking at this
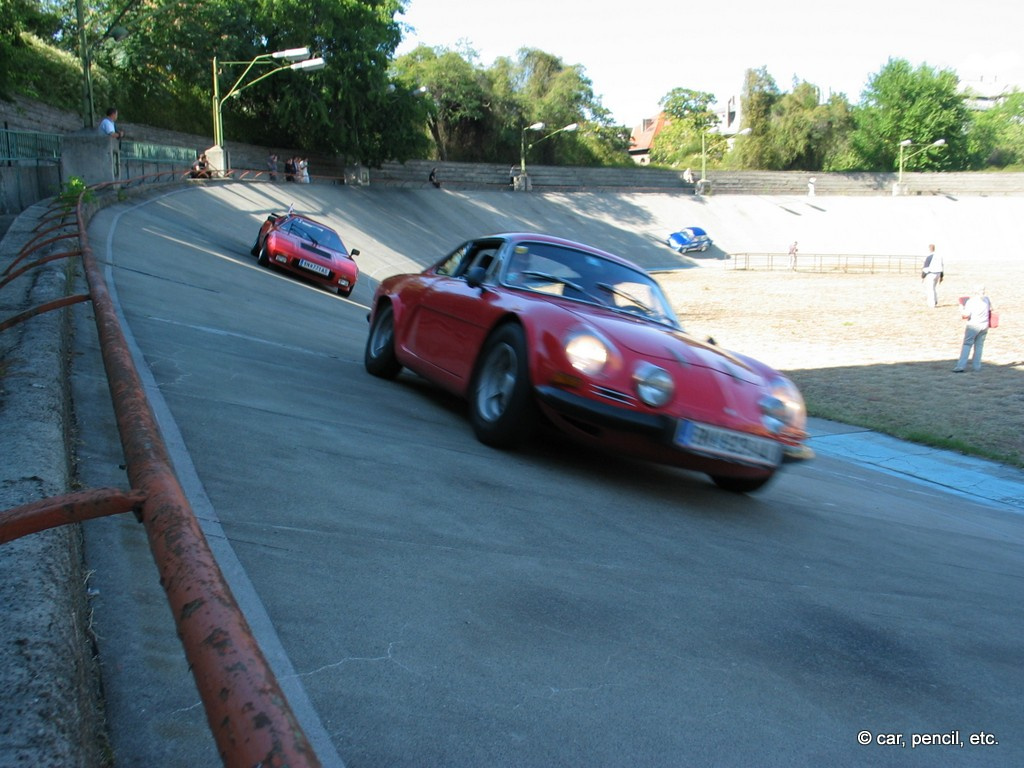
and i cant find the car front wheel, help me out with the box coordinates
[364,303,402,379]
[257,243,270,267]
[470,324,535,448]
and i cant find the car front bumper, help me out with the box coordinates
[535,385,812,465]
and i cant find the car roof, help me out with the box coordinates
[289,212,336,229]
[487,232,643,272]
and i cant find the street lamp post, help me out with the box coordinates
[75,0,129,129]
[519,121,546,177]
[517,122,578,191]
[211,48,325,167]
[897,138,946,190]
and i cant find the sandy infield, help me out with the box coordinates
[658,262,1022,467]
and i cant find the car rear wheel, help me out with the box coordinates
[709,473,773,493]
[364,303,402,379]
[470,324,535,448]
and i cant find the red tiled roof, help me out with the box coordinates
[629,113,669,153]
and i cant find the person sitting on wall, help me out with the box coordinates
[190,153,211,179]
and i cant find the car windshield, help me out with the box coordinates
[502,242,679,327]
[288,218,346,252]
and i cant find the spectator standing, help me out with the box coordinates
[788,241,798,271]
[429,167,440,188]
[953,287,994,372]
[285,156,296,182]
[299,157,310,184]
[267,153,278,181]
[98,107,124,139]
[921,244,943,307]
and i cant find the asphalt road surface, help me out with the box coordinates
[72,184,1023,767]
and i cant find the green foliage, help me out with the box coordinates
[967,91,1024,168]
[649,120,700,168]
[3,33,86,113]
[59,175,93,207]
[734,66,780,168]
[658,88,716,131]
[392,44,622,166]
[850,58,970,171]
[4,3,1023,173]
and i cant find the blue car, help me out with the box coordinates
[667,227,712,253]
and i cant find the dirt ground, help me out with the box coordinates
[658,263,1024,468]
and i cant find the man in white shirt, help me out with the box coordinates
[98,107,124,139]
[921,244,943,307]
[953,287,993,372]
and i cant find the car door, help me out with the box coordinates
[406,239,508,389]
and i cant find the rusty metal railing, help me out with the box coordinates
[0,174,322,767]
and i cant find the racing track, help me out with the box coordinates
[73,183,1024,767]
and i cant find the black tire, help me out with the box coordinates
[250,237,260,257]
[257,242,270,267]
[364,303,402,379]
[338,285,352,298]
[469,324,536,448]
[710,473,773,494]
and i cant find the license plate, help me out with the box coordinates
[675,421,783,467]
[298,258,331,277]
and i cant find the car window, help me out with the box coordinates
[286,218,346,252]
[434,243,471,276]
[434,240,505,278]
[503,242,679,325]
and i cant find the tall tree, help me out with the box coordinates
[392,44,490,161]
[966,90,1024,169]
[649,87,718,168]
[734,66,780,168]
[850,58,969,172]
[659,87,716,131]
[769,81,854,170]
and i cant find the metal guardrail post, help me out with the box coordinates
[72,188,322,767]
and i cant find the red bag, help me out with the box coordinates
[989,311,999,329]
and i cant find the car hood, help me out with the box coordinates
[567,306,765,385]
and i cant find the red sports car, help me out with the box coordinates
[251,211,359,297]
[364,233,812,492]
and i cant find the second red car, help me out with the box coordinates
[251,210,359,297]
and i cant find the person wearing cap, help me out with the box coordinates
[953,286,993,372]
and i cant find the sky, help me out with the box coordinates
[394,0,1024,128]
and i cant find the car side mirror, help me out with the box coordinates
[350,248,360,258]
[465,265,487,289]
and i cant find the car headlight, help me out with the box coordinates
[634,363,674,407]
[760,377,807,432]
[565,332,609,375]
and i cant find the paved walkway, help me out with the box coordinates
[807,418,1024,512]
